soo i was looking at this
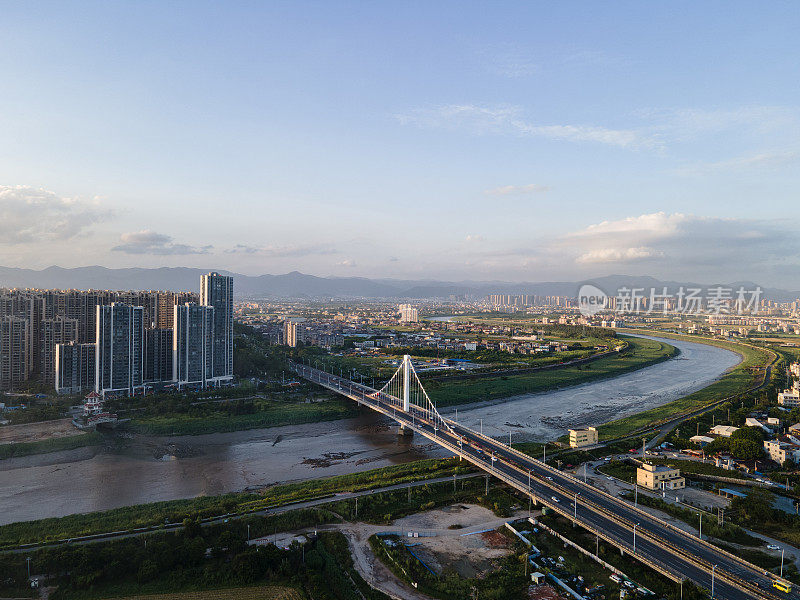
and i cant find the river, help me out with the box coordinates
[0,334,740,525]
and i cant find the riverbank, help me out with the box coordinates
[597,330,776,439]
[0,457,468,547]
[450,334,740,442]
[425,335,678,407]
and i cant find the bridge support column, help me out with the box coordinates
[397,424,414,437]
[402,354,410,412]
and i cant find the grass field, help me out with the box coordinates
[0,431,103,460]
[129,398,359,435]
[115,586,304,600]
[424,336,677,407]
[597,331,775,439]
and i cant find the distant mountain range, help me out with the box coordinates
[0,266,797,301]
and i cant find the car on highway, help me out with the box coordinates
[767,544,780,550]
[551,496,560,503]
[546,476,553,480]
[607,476,614,480]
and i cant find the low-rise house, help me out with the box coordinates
[690,435,715,447]
[637,463,685,491]
[709,425,739,437]
[764,436,800,463]
[745,417,772,433]
[568,427,598,448]
[778,385,800,407]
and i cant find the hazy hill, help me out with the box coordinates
[0,266,793,301]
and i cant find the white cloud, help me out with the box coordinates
[112,230,210,255]
[485,183,550,196]
[576,246,663,264]
[465,234,485,243]
[395,104,655,149]
[226,243,337,257]
[573,212,688,238]
[0,185,110,244]
[337,259,357,268]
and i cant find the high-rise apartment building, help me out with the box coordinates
[157,292,196,329]
[55,342,96,394]
[398,304,419,323]
[96,303,144,397]
[200,272,233,383]
[144,328,173,383]
[0,317,29,390]
[39,317,79,385]
[173,303,214,388]
[284,320,298,347]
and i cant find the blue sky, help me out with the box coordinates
[1,1,799,285]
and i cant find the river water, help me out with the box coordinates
[0,335,740,525]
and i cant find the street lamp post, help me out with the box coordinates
[711,564,717,598]
[781,547,785,577]
[573,492,580,526]
[633,523,639,555]
[699,512,702,539]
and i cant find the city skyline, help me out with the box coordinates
[1,2,799,286]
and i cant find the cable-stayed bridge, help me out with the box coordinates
[291,356,790,600]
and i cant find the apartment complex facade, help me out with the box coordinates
[201,272,234,385]
[1,273,233,396]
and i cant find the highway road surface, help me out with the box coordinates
[293,361,796,600]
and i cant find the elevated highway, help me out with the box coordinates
[291,358,795,600]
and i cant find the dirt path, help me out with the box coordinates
[339,526,433,600]
[0,418,81,445]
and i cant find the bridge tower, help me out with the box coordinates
[399,355,413,437]
[402,354,411,412]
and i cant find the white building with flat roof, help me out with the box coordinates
[709,425,739,437]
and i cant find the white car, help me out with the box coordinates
[607,476,614,480]
[546,476,553,481]
[767,544,780,550]
[551,496,560,503]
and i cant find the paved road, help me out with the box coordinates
[294,362,794,600]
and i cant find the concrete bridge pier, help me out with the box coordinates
[397,424,414,437]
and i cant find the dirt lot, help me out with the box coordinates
[392,505,516,578]
[0,418,81,445]
[250,503,529,600]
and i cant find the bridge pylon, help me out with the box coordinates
[402,354,411,412]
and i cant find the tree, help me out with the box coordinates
[729,438,763,460]
[731,426,765,443]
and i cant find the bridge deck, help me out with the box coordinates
[292,361,792,600]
